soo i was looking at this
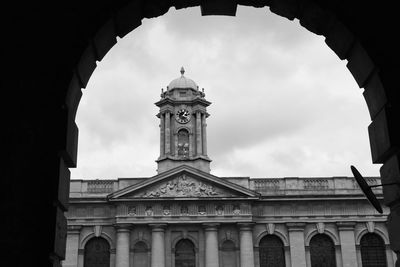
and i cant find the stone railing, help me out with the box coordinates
[251,176,382,196]
[87,180,114,193]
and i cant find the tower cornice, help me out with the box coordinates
[155,97,211,107]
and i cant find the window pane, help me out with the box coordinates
[310,234,336,267]
[360,233,387,267]
[175,239,195,267]
[84,237,110,267]
[259,235,285,267]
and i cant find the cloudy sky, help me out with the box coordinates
[71,6,381,180]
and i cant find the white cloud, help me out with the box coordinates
[71,6,381,180]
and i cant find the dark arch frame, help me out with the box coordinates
[4,1,399,267]
[83,237,111,267]
[259,234,286,267]
[309,234,336,267]
[174,238,196,267]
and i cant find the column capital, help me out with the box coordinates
[114,223,132,232]
[149,224,167,232]
[238,222,255,231]
[286,222,306,231]
[203,223,220,231]
[337,221,356,230]
[67,225,82,234]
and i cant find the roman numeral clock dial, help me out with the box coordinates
[175,109,191,124]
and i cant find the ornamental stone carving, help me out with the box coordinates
[163,205,171,216]
[140,175,229,198]
[145,206,153,216]
[233,205,240,215]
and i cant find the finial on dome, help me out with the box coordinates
[180,66,185,76]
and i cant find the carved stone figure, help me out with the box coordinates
[233,205,240,215]
[163,206,171,216]
[198,205,206,215]
[216,205,224,215]
[128,206,137,215]
[145,206,153,216]
[141,175,224,198]
[181,205,188,215]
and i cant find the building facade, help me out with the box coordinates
[63,69,395,267]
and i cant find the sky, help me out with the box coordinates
[70,6,381,180]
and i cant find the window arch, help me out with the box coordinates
[177,129,189,157]
[309,234,336,267]
[133,241,149,267]
[360,233,387,267]
[175,239,195,267]
[259,234,285,267]
[221,240,237,267]
[84,237,110,267]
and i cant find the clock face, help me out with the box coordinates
[175,109,191,123]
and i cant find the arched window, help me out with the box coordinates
[221,240,237,267]
[309,234,336,267]
[259,235,285,267]
[177,129,189,157]
[360,233,387,267]
[175,239,195,267]
[133,241,149,267]
[84,237,110,267]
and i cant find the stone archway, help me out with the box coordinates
[63,4,399,265]
[3,1,399,267]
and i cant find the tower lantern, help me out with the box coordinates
[155,68,211,173]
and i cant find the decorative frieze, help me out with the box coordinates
[139,174,231,198]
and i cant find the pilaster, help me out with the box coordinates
[165,112,171,155]
[196,111,203,155]
[150,224,167,267]
[203,223,220,267]
[202,113,208,156]
[337,222,358,267]
[238,223,255,267]
[287,222,306,267]
[115,224,132,267]
[63,225,82,267]
[160,113,165,156]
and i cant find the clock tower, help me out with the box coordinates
[155,67,211,173]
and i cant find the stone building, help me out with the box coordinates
[63,69,395,267]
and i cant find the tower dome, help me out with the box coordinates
[168,67,198,90]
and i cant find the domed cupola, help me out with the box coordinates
[160,67,206,101]
[168,67,198,90]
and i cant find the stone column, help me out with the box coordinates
[165,112,171,155]
[150,224,167,267]
[238,223,255,267]
[287,222,306,267]
[203,223,219,267]
[196,111,202,155]
[115,224,131,267]
[337,222,358,267]
[63,225,81,267]
[202,113,207,156]
[189,132,194,157]
[160,113,165,156]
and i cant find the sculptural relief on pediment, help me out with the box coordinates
[131,174,237,198]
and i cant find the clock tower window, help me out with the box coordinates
[177,129,190,158]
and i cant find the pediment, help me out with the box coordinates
[108,165,259,200]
